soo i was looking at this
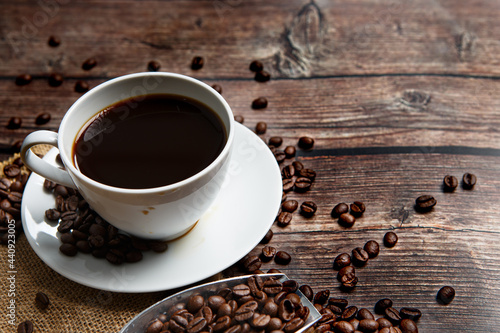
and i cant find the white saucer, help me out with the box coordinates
[21,122,282,293]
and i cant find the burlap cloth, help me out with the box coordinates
[0,149,225,333]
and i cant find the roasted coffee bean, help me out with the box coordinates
[235,301,258,321]
[283,146,295,158]
[284,317,304,332]
[249,60,264,72]
[234,115,244,123]
[278,299,295,321]
[261,245,277,262]
[82,57,97,70]
[54,185,69,197]
[260,229,273,244]
[7,117,22,129]
[48,35,61,47]
[385,307,402,325]
[437,286,455,304]
[60,243,78,256]
[400,319,418,333]
[35,291,50,310]
[147,60,161,71]
[341,306,358,321]
[277,211,292,227]
[34,112,51,125]
[17,320,34,333]
[331,203,349,218]
[0,177,11,190]
[281,165,295,179]
[462,172,477,189]
[363,240,379,258]
[255,70,270,82]
[292,161,304,175]
[337,265,355,281]
[358,319,378,332]
[443,175,458,191]
[88,234,105,248]
[374,298,393,315]
[125,251,143,263]
[298,169,316,181]
[275,251,291,265]
[248,275,264,294]
[299,201,317,217]
[106,249,125,265]
[399,307,422,321]
[262,299,279,317]
[338,213,356,228]
[333,320,355,333]
[313,289,330,305]
[191,56,204,70]
[207,295,226,312]
[377,317,393,329]
[415,195,436,211]
[252,97,268,109]
[268,136,283,147]
[8,191,22,203]
[283,178,295,192]
[48,73,64,87]
[383,232,398,248]
[149,240,168,253]
[298,136,314,149]
[75,80,90,93]
[275,150,286,164]
[333,253,351,270]
[255,122,267,134]
[282,200,298,213]
[57,219,74,233]
[187,316,207,333]
[60,232,76,244]
[299,285,314,301]
[146,318,164,333]
[242,255,262,272]
[233,284,252,298]
[357,308,374,320]
[210,84,222,94]
[282,280,299,294]
[15,74,32,86]
[340,272,358,290]
[350,201,365,217]
[328,298,348,309]
[380,328,403,333]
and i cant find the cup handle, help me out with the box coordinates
[20,130,76,188]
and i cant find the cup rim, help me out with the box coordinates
[58,72,234,194]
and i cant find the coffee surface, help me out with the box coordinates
[73,94,226,189]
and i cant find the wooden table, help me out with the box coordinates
[1,0,499,332]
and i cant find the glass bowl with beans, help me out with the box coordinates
[120,274,321,333]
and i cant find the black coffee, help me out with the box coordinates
[73,93,226,189]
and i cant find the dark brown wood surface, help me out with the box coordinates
[1,0,500,332]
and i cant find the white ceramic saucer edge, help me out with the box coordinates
[21,122,282,293]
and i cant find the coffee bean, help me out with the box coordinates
[60,243,78,256]
[374,298,393,315]
[48,35,61,47]
[268,136,283,147]
[7,117,22,129]
[277,211,292,227]
[255,121,267,134]
[358,318,378,332]
[400,319,418,333]
[45,208,60,221]
[35,291,50,310]
[357,308,374,320]
[340,272,358,290]
[282,200,298,213]
[363,240,379,258]
[298,136,314,149]
[462,172,477,189]
[383,232,398,248]
[284,146,296,158]
[4,164,20,177]
[191,56,204,70]
[384,307,401,325]
[333,320,355,333]
[337,265,355,282]
[298,168,316,181]
[281,164,295,179]
[275,250,291,265]
[106,248,125,265]
[313,289,330,305]
[146,318,163,333]
[333,253,351,270]
[147,60,161,71]
[261,245,276,262]
[294,177,312,193]
[17,320,34,333]
[82,57,97,70]
[74,80,90,93]
[352,247,369,267]
[415,195,436,212]
[234,115,244,123]
[242,255,262,272]
[299,201,317,217]
[211,84,222,94]
[299,285,314,301]
[283,178,295,192]
[437,286,455,304]
[249,60,264,72]
[377,317,393,329]
[443,175,458,191]
[350,201,365,217]
[380,328,403,333]
[252,97,268,109]
[260,229,273,244]
[255,70,270,82]
[341,306,358,321]
[338,213,356,228]
[15,74,32,86]
[399,307,422,321]
[331,203,349,218]
[275,150,286,164]
[35,112,51,125]
[48,73,63,87]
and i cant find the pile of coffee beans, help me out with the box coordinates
[43,179,168,265]
[331,201,365,228]
[0,157,29,244]
[249,60,271,82]
[144,275,310,333]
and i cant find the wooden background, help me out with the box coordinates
[1,0,500,332]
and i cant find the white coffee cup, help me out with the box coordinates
[21,72,234,240]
